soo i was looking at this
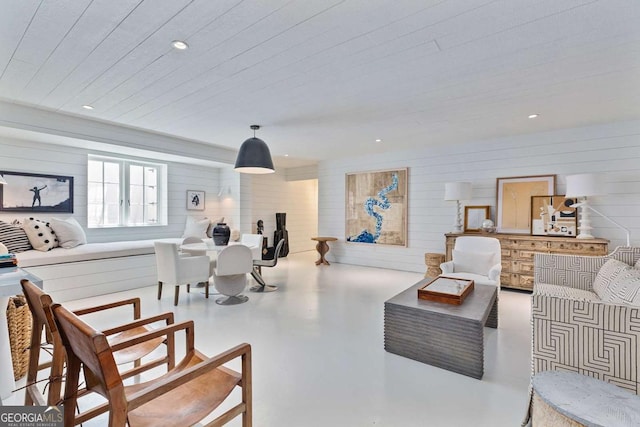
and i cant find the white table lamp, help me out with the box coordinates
[565,173,601,240]
[444,182,472,233]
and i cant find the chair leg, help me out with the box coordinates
[187,283,190,293]
[249,268,277,292]
[157,281,163,300]
[205,280,209,299]
[174,286,180,306]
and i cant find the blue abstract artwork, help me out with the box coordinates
[346,169,407,246]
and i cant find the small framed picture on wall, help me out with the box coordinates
[186,190,205,211]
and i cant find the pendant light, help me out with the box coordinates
[234,125,275,174]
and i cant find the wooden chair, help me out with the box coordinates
[52,302,252,427]
[20,279,175,423]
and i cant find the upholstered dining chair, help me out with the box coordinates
[51,302,252,427]
[240,233,264,261]
[20,279,175,423]
[154,241,213,305]
[439,236,502,289]
[181,236,214,287]
[250,239,285,293]
[212,244,253,305]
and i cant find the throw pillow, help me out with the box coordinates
[50,217,87,248]
[182,217,210,239]
[452,250,495,276]
[0,220,33,253]
[603,266,640,305]
[206,216,225,238]
[635,258,640,269]
[0,242,8,254]
[22,217,59,252]
[592,259,631,300]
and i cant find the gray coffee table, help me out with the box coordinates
[384,278,498,379]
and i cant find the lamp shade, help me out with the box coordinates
[565,174,601,198]
[234,136,275,174]
[444,182,472,201]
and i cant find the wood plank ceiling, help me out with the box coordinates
[1,0,639,166]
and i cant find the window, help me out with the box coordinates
[88,155,167,227]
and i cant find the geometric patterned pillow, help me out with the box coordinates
[0,220,32,253]
[592,258,633,300]
[22,217,59,252]
[605,267,640,306]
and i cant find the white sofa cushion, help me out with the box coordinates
[50,217,87,248]
[182,217,210,239]
[22,218,59,251]
[453,249,495,276]
[534,283,601,302]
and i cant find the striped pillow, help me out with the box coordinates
[0,221,32,253]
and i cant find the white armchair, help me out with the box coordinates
[440,236,502,288]
[212,244,253,305]
[154,242,212,306]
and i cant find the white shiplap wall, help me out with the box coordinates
[249,172,318,253]
[318,120,640,273]
[0,137,221,242]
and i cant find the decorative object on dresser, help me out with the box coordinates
[496,175,555,234]
[418,276,474,305]
[530,195,577,237]
[0,171,74,213]
[464,205,490,233]
[445,233,609,291]
[346,168,408,246]
[566,173,631,245]
[444,182,472,234]
[186,189,205,211]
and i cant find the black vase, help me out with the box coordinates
[212,223,231,246]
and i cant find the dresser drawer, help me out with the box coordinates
[512,250,536,261]
[548,241,608,254]
[515,240,549,251]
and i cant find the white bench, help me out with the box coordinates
[16,238,181,302]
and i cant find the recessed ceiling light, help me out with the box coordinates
[375,139,382,142]
[528,114,539,119]
[284,154,289,157]
[82,105,94,110]
[171,40,189,50]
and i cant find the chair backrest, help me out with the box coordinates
[241,234,263,260]
[262,239,286,268]
[452,236,501,275]
[21,279,56,340]
[154,242,180,282]
[216,244,253,276]
[51,303,122,402]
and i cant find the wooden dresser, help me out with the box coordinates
[444,233,609,291]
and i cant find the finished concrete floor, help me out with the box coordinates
[5,251,533,426]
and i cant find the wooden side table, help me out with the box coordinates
[424,253,445,277]
[311,237,337,266]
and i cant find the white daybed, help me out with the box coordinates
[17,238,182,302]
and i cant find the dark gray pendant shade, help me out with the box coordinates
[234,125,275,174]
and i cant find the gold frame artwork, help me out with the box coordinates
[345,168,408,247]
[530,195,578,237]
[496,175,555,234]
[464,206,490,233]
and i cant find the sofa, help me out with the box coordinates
[531,246,640,394]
